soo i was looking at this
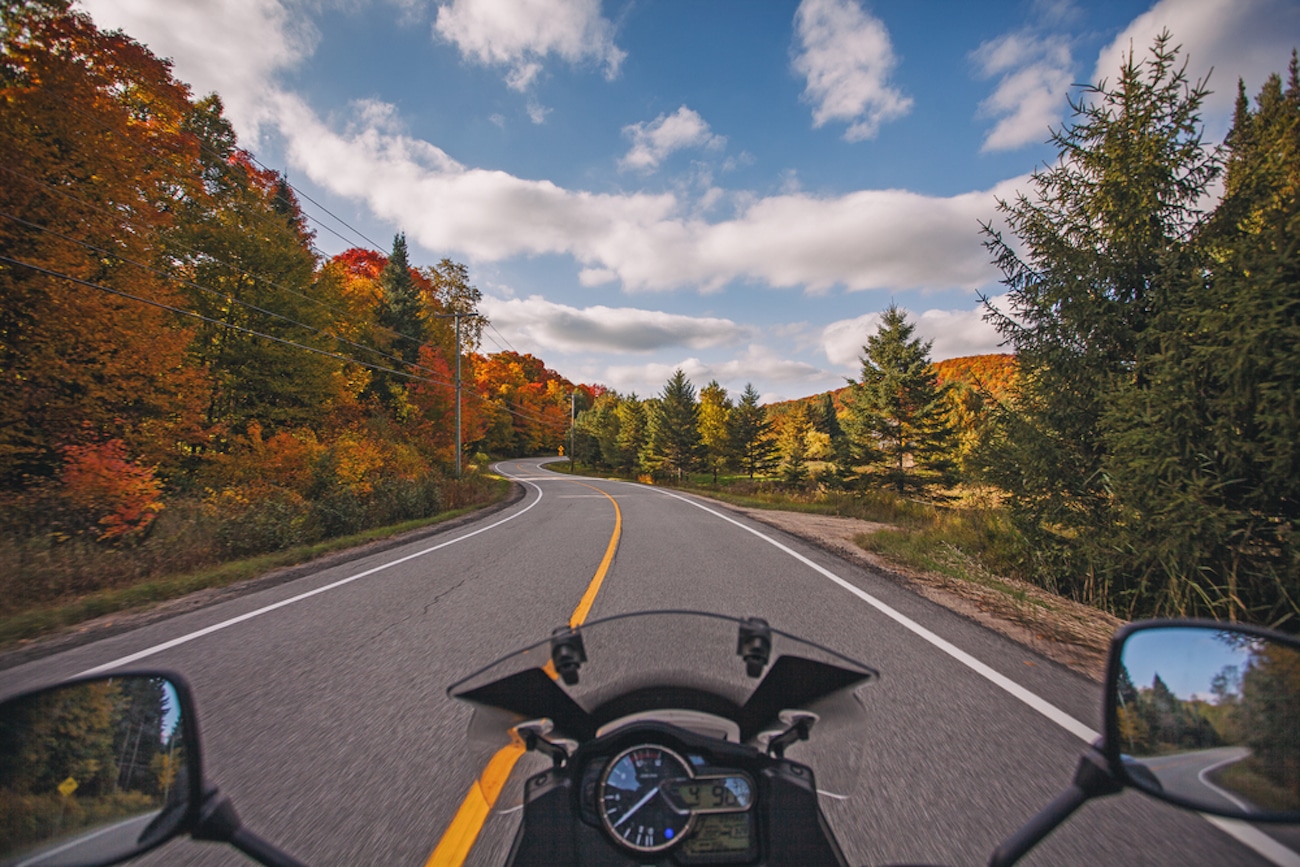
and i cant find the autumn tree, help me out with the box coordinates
[844,305,954,493]
[729,384,777,479]
[0,0,207,484]
[698,381,733,483]
[777,403,813,484]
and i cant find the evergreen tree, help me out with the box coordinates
[1101,56,1300,622]
[644,370,701,481]
[698,380,733,483]
[729,384,778,479]
[616,394,647,474]
[844,304,954,493]
[977,33,1218,603]
[368,233,428,418]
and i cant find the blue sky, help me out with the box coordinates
[79,0,1300,402]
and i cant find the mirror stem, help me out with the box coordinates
[989,745,1122,867]
[194,786,311,867]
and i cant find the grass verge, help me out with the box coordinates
[0,477,510,649]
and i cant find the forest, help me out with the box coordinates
[0,2,586,618]
[2,2,1297,635]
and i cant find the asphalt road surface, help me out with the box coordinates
[2,458,1296,866]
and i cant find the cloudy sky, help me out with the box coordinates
[79,0,1299,402]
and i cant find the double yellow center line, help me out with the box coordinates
[426,477,623,866]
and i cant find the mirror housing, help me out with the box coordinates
[1103,619,1300,822]
[0,672,203,867]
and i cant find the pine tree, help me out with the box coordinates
[644,370,701,481]
[729,384,777,479]
[368,233,428,418]
[1101,56,1300,623]
[844,304,953,493]
[977,33,1218,602]
[615,394,647,474]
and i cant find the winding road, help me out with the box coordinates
[2,459,1296,866]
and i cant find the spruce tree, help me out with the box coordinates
[844,304,953,493]
[978,33,1218,600]
[1102,57,1300,623]
[645,370,701,481]
[729,384,778,479]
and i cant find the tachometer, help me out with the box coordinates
[598,745,693,852]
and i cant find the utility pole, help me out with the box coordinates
[430,311,479,480]
[455,314,462,479]
[570,390,576,471]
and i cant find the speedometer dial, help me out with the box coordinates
[598,745,693,853]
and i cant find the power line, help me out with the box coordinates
[0,254,569,433]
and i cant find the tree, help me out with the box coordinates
[0,0,209,484]
[729,384,777,479]
[698,381,733,483]
[843,304,954,493]
[644,370,700,481]
[977,33,1220,606]
[174,99,340,438]
[615,395,648,474]
[777,403,813,484]
[1099,57,1300,623]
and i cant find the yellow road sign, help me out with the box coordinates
[58,777,78,797]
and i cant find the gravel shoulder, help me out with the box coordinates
[718,504,1123,681]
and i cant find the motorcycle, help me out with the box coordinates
[1,611,1296,866]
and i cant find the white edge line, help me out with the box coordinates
[15,813,153,866]
[1202,817,1300,867]
[641,485,1300,867]
[77,473,543,677]
[648,487,1099,742]
[1198,753,1256,814]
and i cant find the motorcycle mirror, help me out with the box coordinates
[1104,620,1300,822]
[0,673,202,867]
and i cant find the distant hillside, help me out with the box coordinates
[767,353,1016,415]
[932,354,1017,399]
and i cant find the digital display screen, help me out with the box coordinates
[664,775,753,812]
[683,813,751,855]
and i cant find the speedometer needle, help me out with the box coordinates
[614,787,660,828]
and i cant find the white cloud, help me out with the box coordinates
[972,33,1074,151]
[76,0,315,140]
[601,346,829,402]
[822,295,1007,369]
[620,106,726,173]
[791,0,912,141]
[479,295,752,354]
[526,98,551,124]
[77,0,1016,298]
[433,0,626,91]
[269,89,1018,294]
[1093,0,1300,139]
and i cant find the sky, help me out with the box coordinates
[76,0,1300,403]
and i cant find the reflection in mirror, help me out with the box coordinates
[1115,627,1299,818]
[0,677,190,866]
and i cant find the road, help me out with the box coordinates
[1,458,1296,866]
[1137,747,1256,815]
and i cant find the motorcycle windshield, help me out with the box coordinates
[448,610,877,811]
